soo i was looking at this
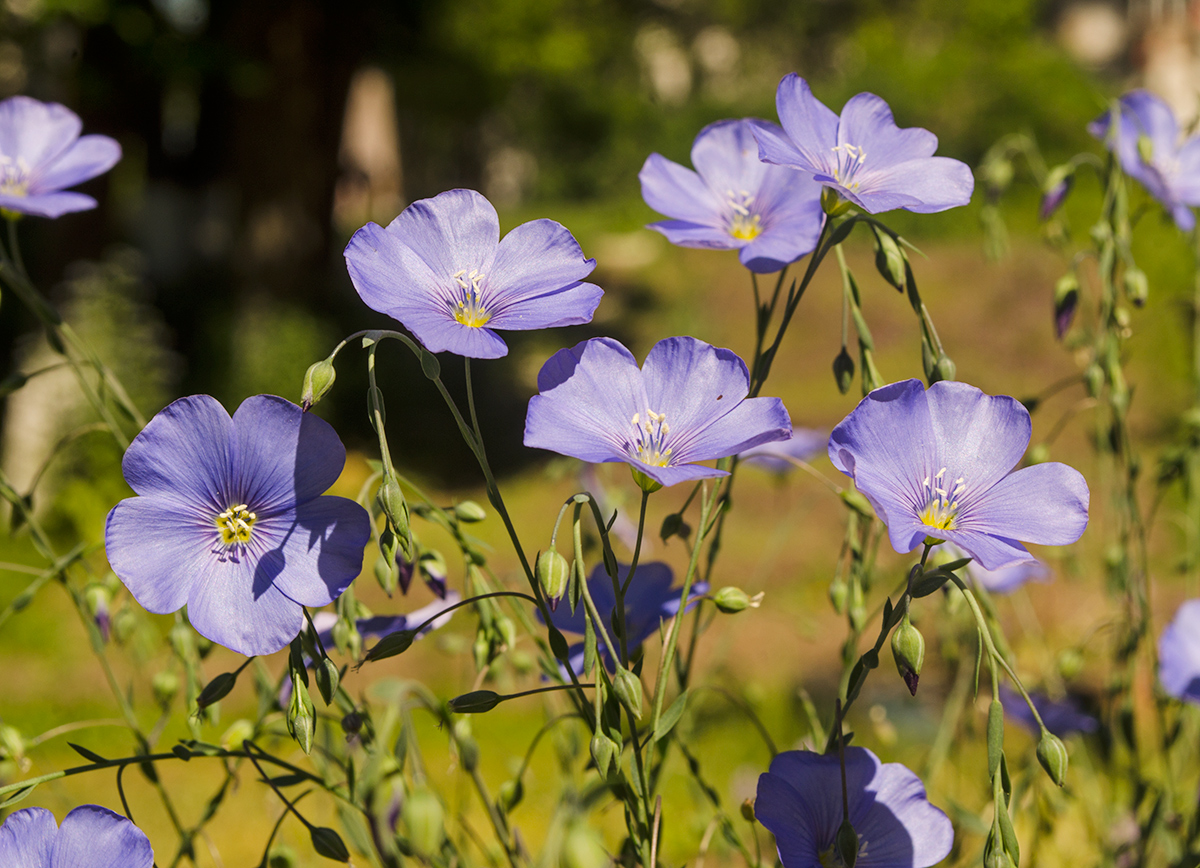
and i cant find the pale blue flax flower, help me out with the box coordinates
[0,96,121,218]
[639,118,824,273]
[0,805,152,868]
[756,747,953,868]
[344,189,602,359]
[105,395,371,656]
[1089,90,1200,231]
[753,74,974,214]
[524,336,791,488]
[1159,598,1200,705]
[828,379,1088,570]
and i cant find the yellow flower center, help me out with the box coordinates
[726,190,762,240]
[831,143,867,191]
[215,504,257,545]
[630,409,673,466]
[451,268,491,328]
[0,156,31,198]
[919,467,964,532]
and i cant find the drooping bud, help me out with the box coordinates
[1036,729,1068,786]
[1039,164,1074,221]
[498,778,524,812]
[829,577,849,614]
[630,467,663,494]
[835,818,859,868]
[833,347,856,394]
[740,798,756,822]
[872,229,907,292]
[890,614,925,696]
[362,629,415,663]
[85,584,111,642]
[712,586,763,613]
[454,500,487,523]
[300,358,337,411]
[315,657,340,705]
[613,667,644,718]
[377,476,410,540]
[1123,267,1149,307]
[287,676,315,754]
[536,549,571,606]
[310,826,350,862]
[448,689,501,714]
[402,785,446,858]
[931,354,956,384]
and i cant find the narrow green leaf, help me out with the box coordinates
[653,691,689,742]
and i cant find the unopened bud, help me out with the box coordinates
[835,818,859,868]
[833,347,856,394]
[363,629,415,663]
[403,785,446,857]
[85,585,111,642]
[300,358,337,411]
[983,155,1014,194]
[1084,363,1104,398]
[1039,165,1074,221]
[873,229,907,292]
[613,667,643,718]
[498,778,524,812]
[536,550,570,604]
[1036,729,1068,786]
[315,657,340,706]
[1057,647,1085,681]
[378,476,410,539]
[590,733,618,780]
[196,670,238,710]
[288,677,315,754]
[740,798,756,822]
[821,186,854,216]
[712,586,763,613]
[890,614,925,696]
[829,578,849,614]
[310,826,350,862]
[985,845,1015,868]
[1124,267,1148,307]
[630,467,663,494]
[448,689,501,714]
[931,354,956,384]
[454,500,487,523]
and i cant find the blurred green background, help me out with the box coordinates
[4,0,1200,866]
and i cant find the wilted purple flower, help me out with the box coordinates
[753,74,974,215]
[739,428,827,474]
[524,336,791,488]
[0,97,122,219]
[999,685,1098,738]
[756,747,953,868]
[0,805,152,868]
[543,561,707,673]
[828,379,1089,570]
[639,119,824,273]
[344,189,602,359]
[1159,598,1200,704]
[1089,90,1200,231]
[105,395,372,656]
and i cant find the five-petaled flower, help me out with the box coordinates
[753,74,974,215]
[0,805,153,868]
[524,336,791,488]
[828,379,1088,570]
[344,188,603,359]
[1159,598,1200,705]
[105,395,371,656]
[756,746,953,868]
[543,561,707,674]
[639,118,824,273]
[1089,90,1200,231]
[0,96,122,219]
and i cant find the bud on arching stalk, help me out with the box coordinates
[1123,267,1149,307]
[613,667,644,718]
[872,228,908,292]
[536,549,571,608]
[448,689,501,714]
[712,586,763,613]
[300,357,336,411]
[377,476,410,541]
[453,500,487,523]
[833,347,856,394]
[1039,164,1074,221]
[590,733,619,781]
[890,614,925,696]
[1036,729,1068,786]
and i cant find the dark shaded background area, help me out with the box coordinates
[0,0,1118,485]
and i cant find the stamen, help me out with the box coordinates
[451,268,491,328]
[919,469,964,532]
[0,156,31,198]
[215,504,257,546]
[829,143,868,191]
[726,189,763,240]
[629,408,674,467]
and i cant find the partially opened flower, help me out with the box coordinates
[756,747,953,868]
[828,379,1088,570]
[1089,90,1200,231]
[739,428,827,475]
[0,96,122,219]
[1159,598,1200,705]
[524,336,791,488]
[542,561,707,673]
[344,189,602,359]
[753,74,974,214]
[639,118,824,273]
[999,685,1098,738]
[105,395,372,656]
[0,805,152,868]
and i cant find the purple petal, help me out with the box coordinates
[31,134,121,193]
[740,428,829,473]
[999,685,1099,737]
[1172,137,1200,201]
[646,219,745,250]
[265,496,370,607]
[1159,599,1200,704]
[231,395,346,512]
[486,218,600,315]
[641,337,749,440]
[738,167,824,271]
[755,772,825,868]
[634,461,730,488]
[639,152,725,227]
[105,495,214,614]
[770,74,840,175]
[838,93,938,167]
[924,381,1031,493]
[401,309,510,358]
[0,190,98,218]
[120,395,233,509]
[0,807,56,868]
[965,551,1051,594]
[377,188,499,280]
[52,806,153,868]
[689,119,770,209]
[1171,203,1197,231]
[0,96,81,169]
[850,156,975,214]
[185,546,304,656]
[858,762,953,868]
[1118,90,1179,152]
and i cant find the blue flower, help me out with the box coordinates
[1089,90,1200,231]
[1159,598,1200,705]
[639,118,824,273]
[105,395,372,656]
[753,74,974,214]
[524,336,791,488]
[999,685,1098,738]
[739,428,828,475]
[756,747,953,868]
[0,805,152,868]
[543,561,707,674]
[829,380,1089,570]
[0,96,122,218]
[344,189,603,359]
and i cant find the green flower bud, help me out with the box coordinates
[985,844,1015,868]
[363,629,415,663]
[288,677,314,754]
[630,467,663,493]
[403,785,446,858]
[1036,729,1068,786]
[454,719,479,771]
[833,347,856,394]
[932,354,956,384]
[377,476,410,539]
[152,671,180,709]
[740,798,756,822]
[613,667,644,718]
[498,778,524,812]
[315,657,340,706]
[454,500,487,523]
[1124,267,1149,307]
[448,689,501,714]
[300,358,337,411]
[196,670,238,709]
[1057,647,1085,681]
[712,586,764,613]
[873,229,907,292]
[983,155,1014,193]
[590,733,619,781]
[536,549,571,604]
[890,614,925,696]
[1084,363,1104,398]
[839,487,873,517]
[268,845,298,868]
[835,818,859,868]
[310,826,350,862]
[821,186,853,217]
[1026,443,1050,465]
[829,578,849,614]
